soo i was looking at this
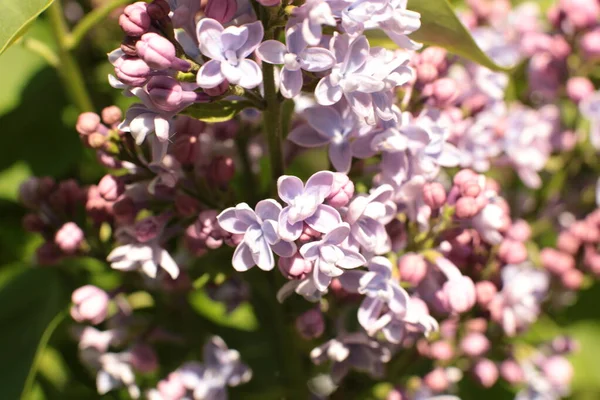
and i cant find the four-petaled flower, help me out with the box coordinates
[196,19,264,89]
[218,200,296,271]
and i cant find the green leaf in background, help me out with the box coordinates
[182,100,257,123]
[0,0,55,55]
[189,290,259,331]
[0,267,68,400]
[406,0,511,72]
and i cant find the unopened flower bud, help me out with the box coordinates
[570,220,600,243]
[205,0,238,23]
[278,253,312,279]
[455,197,478,219]
[561,268,584,290]
[423,368,449,392]
[76,112,101,136]
[422,182,447,209]
[204,79,230,97]
[137,33,190,71]
[459,178,481,198]
[147,76,207,112]
[298,224,322,243]
[55,222,84,254]
[429,341,454,361]
[420,47,447,70]
[129,343,158,373]
[416,63,438,84]
[101,106,123,126]
[542,356,573,387]
[443,276,476,313]
[325,173,355,208]
[551,336,579,354]
[453,169,478,187]
[498,239,528,264]
[428,78,458,107]
[87,133,108,149]
[119,2,151,37]
[540,248,575,275]
[466,318,488,333]
[114,55,151,86]
[98,174,125,202]
[557,231,581,255]
[398,253,427,285]
[460,332,490,357]
[70,285,109,324]
[147,0,170,20]
[567,77,594,103]
[561,0,600,29]
[295,308,325,339]
[506,219,531,242]
[500,360,524,384]
[580,29,600,59]
[472,359,498,388]
[207,156,235,185]
[475,281,497,308]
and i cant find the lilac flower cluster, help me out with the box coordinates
[17,0,600,398]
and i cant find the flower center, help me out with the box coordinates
[283,53,301,71]
[224,50,238,66]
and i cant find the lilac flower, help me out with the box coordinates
[217,200,296,271]
[288,0,336,46]
[337,257,410,334]
[300,223,366,291]
[256,25,335,98]
[489,264,549,336]
[96,353,140,399]
[277,171,341,241]
[580,90,600,149]
[310,332,391,383]
[196,19,264,89]
[288,105,363,172]
[345,185,397,254]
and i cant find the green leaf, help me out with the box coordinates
[0,267,68,399]
[182,100,256,123]
[189,290,258,331]
[0,0,55,56]
[406,0,511,72]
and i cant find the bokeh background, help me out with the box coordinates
[0,0,600,399]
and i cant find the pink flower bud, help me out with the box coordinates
[398,253,427,285]
[423,368,449,393]
[453,169,478,187]
[71,285,109,324]
[459,179,481,198]
[542,356,573,387]
[506,219,531,242]
[443,276,476,313]
[207,156,235,186]
[500,360,524,384]
[101,106,123,126]
[422,182,447,209]
[460,332,490,357]
[455,197,479,219]
[420,47,447,71]
[550,35,570,60]
[472,358,499,388]
[584,246,600,275]
[466,318,488,333]
[298,223,322,243]
[147,0,170,21]
[475,281,497,308]
[76,112,101,136]
[114,55,151,86]
[416,63,438,84]
[540,248,575,275]
[570,220,600,243]
[204,79,230,97]
[135,217,161,243]
[428,78,458,107]
[205,0,238,23]
[119,2,151,37]
[325,173,355,208]
[386,388,407,400]
[557,231,581,255]
[561,268,584,290]
[278,254,312,279]
[295,308,325,339]
[55,222,84,254]
[567,77,594,103]
[551,336,579,354]
[157,373,186,400]
[498,239,528,264]
[98,174,125,202]
[137,33,190,71]
[429,341,454,361]
[580,29,600,59]
[172,134,200,165]
[185,210,226,254]
[560,0,600,29]
[129,343,158,373]
[147,76,205,112]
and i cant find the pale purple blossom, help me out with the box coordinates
[277,171,341,241]
[288,0,336,46]
[96,353,140,399]
[196,19,264,89]
[217,200,297,271]
[256,25,335,98]
[580,90,600,149]
[300,223,366,292]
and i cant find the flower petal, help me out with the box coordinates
[299,241,321,260]
[159,249,180,279]
[280,68,303,99]
[337,248,366,269]
[197,18,224,60]
[358,297,385,332]
[255,198,282,221]
[278,207,303,242]
[236,59,263,89]
[305,171,335,202]
[313,259,332,292]
[217,207,251,234]
[196,59,225,89]
[304,106,343,139]
[252,237,275,271]
[237,21,264,58]
[271,240,297,258]
[300,48,336,72]
[277,175,304,204]
[232,242,255,271]
[329,142,353,173]
[221,25,249,52]
[256,40,286,64]
[287,124,331,147]
[305,204,342,233]
[221,61,242,85]
[337,270,366,293]
[322,222,350,244]
[315,76,343,106]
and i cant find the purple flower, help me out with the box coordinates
[288,105,362,172]
[196,19,264,89]
[217,200,297,271]
[300,223,366,291]
[277,171,341,241]
[580,90,600,149]
[257,25,335,98]
[288,0,336,46]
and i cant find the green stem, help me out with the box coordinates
[262,62,284,184]
[67,0,131,50]
[47,1,94,112]
[21,38,60,67]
